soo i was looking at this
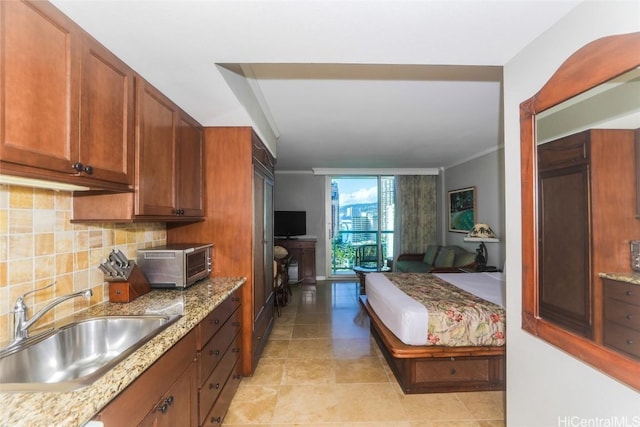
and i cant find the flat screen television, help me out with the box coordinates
[274,210,306,238]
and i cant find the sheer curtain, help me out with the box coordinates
[393,175,437,261]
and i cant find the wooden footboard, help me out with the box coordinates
[360,296,505,394]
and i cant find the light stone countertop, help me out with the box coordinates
[599,272,640,286]
[0,276,245,427]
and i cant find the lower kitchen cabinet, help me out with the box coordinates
[94,289,243,427]
[94,329,198,426]
[196,289,242,426]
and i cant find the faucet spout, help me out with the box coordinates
[12,287,93,346]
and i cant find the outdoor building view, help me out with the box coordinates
[330,176,395,275]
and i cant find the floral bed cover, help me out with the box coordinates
[383,273,505,347]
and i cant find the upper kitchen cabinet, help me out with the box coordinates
[73,78,204,222]
[79,34,134,186]
[176,114,205,217]
[0,0,133,191]
[136,79,203,218]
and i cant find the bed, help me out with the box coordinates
[360,272,506,394]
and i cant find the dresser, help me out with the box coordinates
[603,277,640,359]
[275,238,316,284]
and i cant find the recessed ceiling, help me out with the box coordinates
[50,0,581,171]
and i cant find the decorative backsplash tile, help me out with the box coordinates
[0,184,167,344]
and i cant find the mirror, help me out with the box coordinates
[520,32,640,391]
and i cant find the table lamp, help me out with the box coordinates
[463,223,499,271]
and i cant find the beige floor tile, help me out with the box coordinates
[287,337,333,359]
[335,383,407,423]
[271,323,294,340]
[262,339,290,358]
[241,358,285,386]
[271,384,342,423]
[331,337,378,359]
[224,385,279,424]
[399,392,475,421]
[291,323,332,339]
[334,356,389,384]
[457,391,505,421]
[282,358,335,384]
[295,311,333,324]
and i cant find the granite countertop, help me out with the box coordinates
[599,272,640,286]
[0,277,245,427]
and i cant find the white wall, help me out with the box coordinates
[504,2,640,425]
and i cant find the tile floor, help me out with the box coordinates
[224,280,505,427]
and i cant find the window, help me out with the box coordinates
[329,176,395,276]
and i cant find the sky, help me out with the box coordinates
[333,178,378,205]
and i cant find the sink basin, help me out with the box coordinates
[0,314,181,392]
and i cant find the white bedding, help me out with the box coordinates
[365,272,505,346]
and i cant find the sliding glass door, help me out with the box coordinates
[329,176,395,277]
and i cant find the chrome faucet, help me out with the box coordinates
[12,282,93,346]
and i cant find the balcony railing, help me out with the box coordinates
[331,230,393,274]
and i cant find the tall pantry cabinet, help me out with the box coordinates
[168,127,274,376]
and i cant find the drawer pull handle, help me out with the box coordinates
[234,374,242,380]
[214,319,220,325]
[158,396,173,413]
[450,368,457,375]
[627,314,633,320]
[626,290,633,296]
[627,340,634,345]
[208,349,221,357]
[210,416,222,424]
[209,382,220,390]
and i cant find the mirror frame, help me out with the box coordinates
[520,31,640,391]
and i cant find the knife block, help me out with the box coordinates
[108,265,151,303]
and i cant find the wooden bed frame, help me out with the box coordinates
[360,295,505,394]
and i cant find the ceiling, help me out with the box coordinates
[51,0,581,172]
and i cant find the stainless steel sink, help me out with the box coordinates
[0,314,181,392]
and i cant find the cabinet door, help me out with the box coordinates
[0,0,80,173]
[538,164,592,337]
[79,34,134,186]
[253,169,267,322]
[176,113,204,217]
[140,362,197,427]
[301,246,316,283]
[136,78,178,216]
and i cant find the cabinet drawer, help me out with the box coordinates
[198,334,241,425]
[603,297,640,332]
[604,279,640,306]
[197,290,241,349]
[198,307,242,384]
[201,359,243,427]
[415,357,489,383]
[253,296,274,355]
[604,321,640,359]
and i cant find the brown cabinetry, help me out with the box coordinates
[0,0,133,191]
[95,290,243,426]
[603,278,640,359]
[275,239,317,284]
[196,289,242,426]
[95,329,198,426]
[538,129,637,340]
[168,127,275,376]
[72,79,204,222]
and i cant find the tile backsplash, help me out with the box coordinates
[0,184,166,343]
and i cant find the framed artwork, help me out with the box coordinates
[448,187,476,232]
